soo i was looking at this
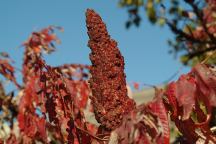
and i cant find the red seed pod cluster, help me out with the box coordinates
[86,9,135,130]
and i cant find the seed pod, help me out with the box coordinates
[86,9,135,130]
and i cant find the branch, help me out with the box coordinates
[186,46,216,59]
[185,0,216,43]
[166,20,212,45]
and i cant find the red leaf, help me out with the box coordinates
[36,118,47,140]
[164,82,178,118]
[164,64,216,143]
[133,82,139,90]
[0,59,20,88]
[66,118,75,144]
[176,74,196,120]
[192,64,216,107]
[148,89,170,144]
[17,76,47,142]
[6,134,19,144]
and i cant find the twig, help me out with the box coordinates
[186,46,216,59]
[75,124,110,141]
[161,66,184,84]
[201,50,216,64]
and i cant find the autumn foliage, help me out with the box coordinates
[0,8,216,144]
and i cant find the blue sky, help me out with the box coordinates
[0,1,189,87]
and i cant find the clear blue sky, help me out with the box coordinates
[0,0,189,87]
